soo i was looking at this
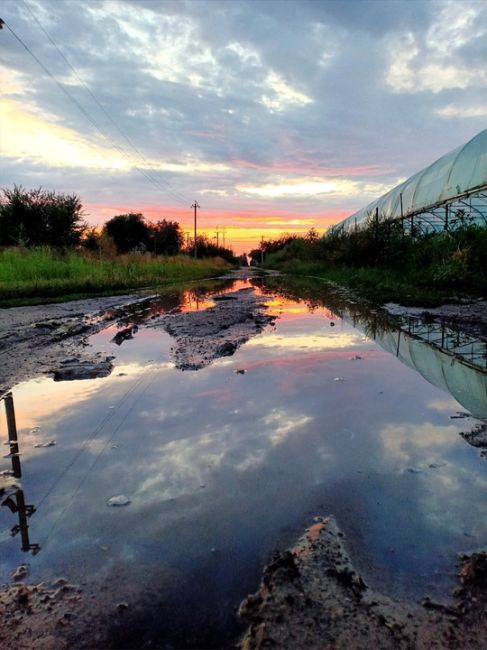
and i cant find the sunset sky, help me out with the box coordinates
[1,0,486,252]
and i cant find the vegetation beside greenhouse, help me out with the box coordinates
[251,221,487,305]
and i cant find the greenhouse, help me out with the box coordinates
[332,128,487,234]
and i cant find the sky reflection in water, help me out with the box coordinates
[1,278,486,647]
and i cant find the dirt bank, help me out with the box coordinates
[239,516,487,650]
[384,299,487,341]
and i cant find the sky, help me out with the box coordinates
[1,0,486,253]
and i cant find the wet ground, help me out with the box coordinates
[1,271,486,648]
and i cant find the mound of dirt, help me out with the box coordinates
[238,516,487,649]
[150,287,275,370]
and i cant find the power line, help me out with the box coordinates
[21,1,188,206]
[34,368,148,513]
[3,17,188,207]
[39,365,163,551]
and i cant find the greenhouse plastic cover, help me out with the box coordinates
[334,128,487,233]
[376,329,487,420]
[341,311,487,419]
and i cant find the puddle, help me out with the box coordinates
[1,275,486,648]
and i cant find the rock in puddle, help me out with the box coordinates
[460,423,487,450]
[53,358,113,381]
[11,564,29,581]
[107,495,131,507]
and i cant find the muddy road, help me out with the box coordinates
[1,269,486,649]
[0,269,269,393]
[1,267,487,393]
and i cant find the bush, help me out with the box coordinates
[260,220,487,297]
[0,185,86,247]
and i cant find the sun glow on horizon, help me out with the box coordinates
[83,202,339,254]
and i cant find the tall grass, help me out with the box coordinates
[0,247,232,305]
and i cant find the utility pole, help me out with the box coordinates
[221,226,226,249]
[260,235,264,265]
[214,227,220,247]
[191,201,200,258]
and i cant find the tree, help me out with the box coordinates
[103,213,149,253]
[81,227,101,251]
[186,234,237,263]
[305,228,319,242]
[147,219,183,255]
[0,185,86,247]
[248,234,297,265]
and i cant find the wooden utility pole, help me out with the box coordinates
[221,226,226,248]
[4,392,21,479]
[214,227,220,247]
[5,392,18,444]
[191,201,200,258]
[260,235,264,265]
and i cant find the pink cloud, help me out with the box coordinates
[230,157,388,177]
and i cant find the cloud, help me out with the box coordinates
[1,0,486,251]
[260,71,313,112]
[386,2,487,93]
[437,103,487,118]
[237,178,399,199]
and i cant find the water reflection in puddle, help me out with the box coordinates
[1,276,486,648]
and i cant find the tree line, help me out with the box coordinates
[0,186,238,263]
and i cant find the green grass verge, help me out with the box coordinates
[0,247,233,307]
[266,260,475,306]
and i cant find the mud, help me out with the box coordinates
[0,292,155,394]
[0,576,86,649]
[148,286,275,370]
[384,299,487,341]
[460,422,487,456]
[239,516,487,650]
[0,573,143,650]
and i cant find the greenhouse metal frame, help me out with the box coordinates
[331,129,487,235]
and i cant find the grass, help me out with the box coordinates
[0,247,233,306]
[260,223,487,306]
[266,259,472,306]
